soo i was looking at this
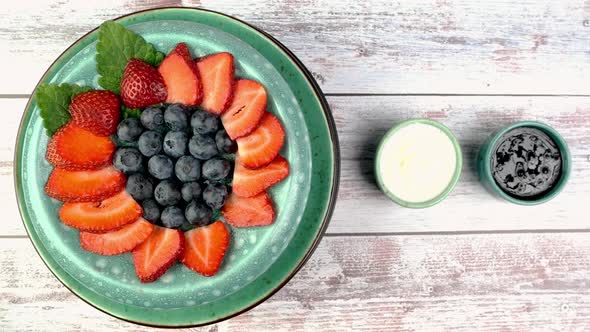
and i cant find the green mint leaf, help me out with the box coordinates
[96,21,165,94]
[111,135,138,148]
[220,177,233,186]
[36,83,92,136]
[222,153,236,162]
[122,105,141,119]
[179,224,194,232]
[212,209,222,221]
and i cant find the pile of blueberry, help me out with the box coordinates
[113,104,236,229]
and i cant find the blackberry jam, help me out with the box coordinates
[491,127,562,199]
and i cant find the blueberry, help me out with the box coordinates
[138,131,163,157]
[163,131,188,158]
[191,110,219,135]
[164,104,189,131]
[175,156,201,182]
[126,173,153,201]
[189,134,218,160]
[215,129,236,154]
[154,180,181,206]
[203,183,228,209]
[113,148,143,174]
[148,155,174,180]
[161,206,186,228]
[142,199,160,222]
[185,201,213,226]
[181,182,202,202]
[202,158,231,182]
[140,106,165,130]
[117,118,143,142]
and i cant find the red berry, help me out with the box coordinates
[120,59,167,108]
[80,218,154,256]
[237,112,285,169]
[59,190,142,233]
[45,166,125,202]
[232,155,289,197]
[158,43,202,106]
[132,226,184,283]
[222,192,275,228]
[70,90,120,136]
[180,221,229,277]
[221,79,266,139]
[196,52,235,115]
[46,123,115,171]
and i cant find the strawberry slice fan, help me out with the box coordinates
[43,42,290,283]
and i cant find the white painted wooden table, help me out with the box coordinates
[2,1,590,331]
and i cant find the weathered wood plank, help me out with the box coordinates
[331,95,590,233]
[1,0,590,95]
[0,99,27,235]
[2,234,590,330]
[2,96,590,235]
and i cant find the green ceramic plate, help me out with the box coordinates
[14,7,339,327]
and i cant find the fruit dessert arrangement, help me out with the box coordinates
[38,21,289,282]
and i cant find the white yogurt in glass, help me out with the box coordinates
[376,120,461,207]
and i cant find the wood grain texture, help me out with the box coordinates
[3,96,589,235]
[3,234,590,331]
[331,95,590,233]
[1,0,590,94]
[3,2,590,330]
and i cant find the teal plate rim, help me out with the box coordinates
[13,7,340,328]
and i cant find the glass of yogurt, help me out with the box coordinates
[374,118,463,208]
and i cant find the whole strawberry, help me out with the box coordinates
[70,90,120,136]
[121,59,167,108]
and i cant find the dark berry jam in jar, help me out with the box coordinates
[490,127,562,200]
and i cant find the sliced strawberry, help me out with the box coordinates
[196,52,235,115]
[80,218,154,256]
[237,112,285,169]
[132,226,184,283]
[158,43,202,106]
[45,166,125,202]
[232,155,289,197]
[120,59,167,108]
[70,90,120,136]
[221,79,266,139]
[59,191,142,233]
[222,192,275,228]
[180,221,229,277]
[46,123,115,171]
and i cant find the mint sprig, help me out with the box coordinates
[122,105,141,119]
[36,83,92,136]
[96,21,165,94]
